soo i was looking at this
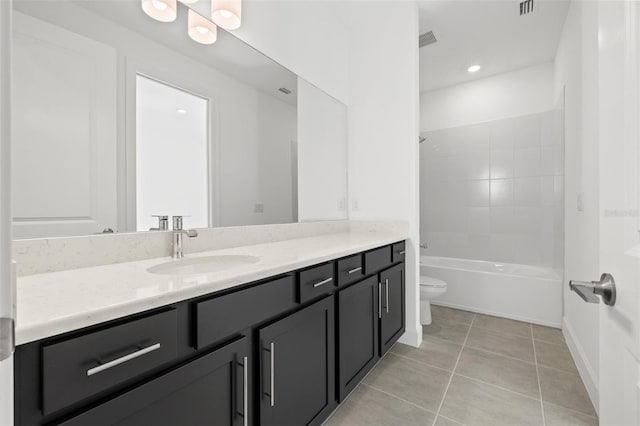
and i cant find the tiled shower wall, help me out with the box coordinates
[420,110,564,268]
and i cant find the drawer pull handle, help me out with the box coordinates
[398,250,406,255]
[312,277,333,288]
[378,282,382,318]
[385,279,390,313]
[347,267,362,275]
[86,343,161,377]
[270,342,275,407]
[242,356,249,426]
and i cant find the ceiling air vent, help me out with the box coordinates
[419,31,437,48]
[520,0,534,15]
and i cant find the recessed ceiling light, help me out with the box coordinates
[467,65,481,73]
[176,108,187,114]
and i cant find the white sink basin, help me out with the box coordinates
[147,255,260,276]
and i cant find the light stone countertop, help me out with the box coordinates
[16,229,408,345]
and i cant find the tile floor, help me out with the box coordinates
[325,306,598,426]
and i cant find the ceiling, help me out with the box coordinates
[418,0,570,92]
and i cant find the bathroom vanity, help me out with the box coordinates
[13,237,406,425]
[7,2,408,424]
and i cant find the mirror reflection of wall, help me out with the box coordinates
[135,75,210,231]
[10,0,347,239]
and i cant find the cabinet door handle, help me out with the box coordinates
[242,356,248,426]
[270,342,275,407]
[312,277,333,288]
[347,266,362,275]
[378,282,382,318]
[385,279,390,313]
[398,250,406,255]
[86,343,161,377]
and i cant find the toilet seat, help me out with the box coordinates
[420,276,447,288]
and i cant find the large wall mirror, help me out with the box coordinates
[10,0,348,239]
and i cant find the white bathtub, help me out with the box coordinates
[421,256,563,327]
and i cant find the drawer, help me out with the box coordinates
[297,262,336,303]
[392,241,406,263]
[42,309,178,415]
[364,246,392,275]
[337,254,364,287]
[195,275,296,349]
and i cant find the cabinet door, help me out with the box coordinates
[337,276,379,401]
[259,296,335,426]
[379,263,405,355]
[57,336,250,426]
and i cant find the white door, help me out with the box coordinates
[11,11,117,238]
[598,1,640,424]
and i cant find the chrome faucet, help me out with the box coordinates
[172,216,198,259]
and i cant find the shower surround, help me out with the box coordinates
[420,110,564,271]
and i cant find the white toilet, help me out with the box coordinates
[420,276,448,325]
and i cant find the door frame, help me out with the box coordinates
[0,0,14,424]
[124,58,221,232]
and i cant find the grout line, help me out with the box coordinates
[362,383,438,416]
[387,351,454,374]
[430,313,476,426]
[532,324,547,426]
[453,373,542,402]
[422,332,468,347]
[535,362,579,376]
[463,343,537,365]
[471,323,535,341]
[438,414,466,425]
[542,400,599,420]
[533,336,571,347]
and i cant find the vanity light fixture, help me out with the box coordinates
[188,9,218,44]
[211,0,242,30]
[141,0,177,22]
[179,0,199,3]
[467,64,481,73]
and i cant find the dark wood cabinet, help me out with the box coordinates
[14,241,405,426]
[259,296,335,426]
[380,263,405,355]
[195,275,296,349]
[337,276,379,401]
[57,336,250,426]
[42,309,178,416]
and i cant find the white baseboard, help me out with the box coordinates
[432,301,562,328]
[563,316,599,415]
[398,324,422,348]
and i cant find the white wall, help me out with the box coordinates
[421,110,565,269]
[234,0,349,104]
[297,79,348,221]
[554,0,600,412]
[421,62,555,132]
[0,0,12,424]
[347,1,421,347]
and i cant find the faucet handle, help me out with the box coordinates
[150,215,169,231]
[172,216,183,231]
